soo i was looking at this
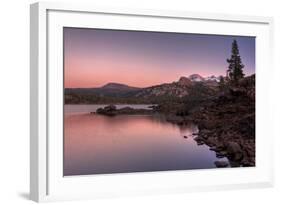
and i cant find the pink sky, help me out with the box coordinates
[64,53,222,88]
[64,28,255,88]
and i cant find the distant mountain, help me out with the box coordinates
[65,74,221,103]
[65,82,141,98]
[100,82,141,91]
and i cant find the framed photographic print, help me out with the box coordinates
[30,2,274,202]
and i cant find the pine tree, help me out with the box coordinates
[227,39,245,85]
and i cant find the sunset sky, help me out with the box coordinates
[64,27,255,88]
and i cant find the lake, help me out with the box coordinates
[64,104,228,176]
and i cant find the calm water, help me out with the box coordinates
[64,104,228,176]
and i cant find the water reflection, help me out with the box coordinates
[64,105,227,176]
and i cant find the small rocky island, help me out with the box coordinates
[93,104,155,116]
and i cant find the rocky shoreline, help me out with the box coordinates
[183,76,255,167]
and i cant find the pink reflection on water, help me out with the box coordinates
[64,109,223,176]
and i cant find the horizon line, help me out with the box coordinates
[64,73,255,89]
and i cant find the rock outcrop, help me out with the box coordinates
[178,76,193,86]
[95,105,154,116]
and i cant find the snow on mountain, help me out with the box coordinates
[188,74,205,82]
[188,74,221,82]
[205,75,221,82]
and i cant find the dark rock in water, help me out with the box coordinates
[96,105,117,116]
[194,136,203,142]
[148,105,157,109]
[209,146,218,151]
[214,161,229,168]
[216,154,225,159]
[194,136,204,145]
[215,144,225,151]
[95,105,154,116]
[216,151,227,158]
[226,142,243,161]
[117,107,154,115]
[105,104,117,111]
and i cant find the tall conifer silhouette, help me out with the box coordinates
[227,40,245,84]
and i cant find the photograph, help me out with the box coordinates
[63,27,255,176]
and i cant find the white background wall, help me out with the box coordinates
[0,0,280,204]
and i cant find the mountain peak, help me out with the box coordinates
[188,74,204,82]
[102,82,127,88]
[178,76,192,86]
[101,82,140,91]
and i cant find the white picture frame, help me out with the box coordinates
[30,2,274,202]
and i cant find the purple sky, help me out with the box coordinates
[64,27,255,88]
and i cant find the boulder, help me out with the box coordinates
[197,141,204,146]
[214,161,229,168]
[216,151,227,158]
[194,136,203,142]
[209,146,218,151]
[226,141,243,161]
[96,105,117,116]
